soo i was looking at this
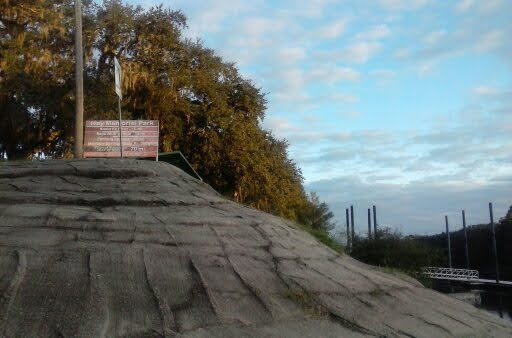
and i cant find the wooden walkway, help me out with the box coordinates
[422,267,512,286]
[472,278,512,286]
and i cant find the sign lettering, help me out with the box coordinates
[84,120,159,158]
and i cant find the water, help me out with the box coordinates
[474,290,512,321]
[440,287,512,322]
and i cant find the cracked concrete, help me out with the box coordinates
[0,158,511,337]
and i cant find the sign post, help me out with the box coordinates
[114,57,123,158]
[83,120,159,158]
[74,0,84,158]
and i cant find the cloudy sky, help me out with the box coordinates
[130,0,512,235]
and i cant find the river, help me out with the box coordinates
[438,286,512,322]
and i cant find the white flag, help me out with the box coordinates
[114,57,122,99]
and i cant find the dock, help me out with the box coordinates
[422,267,512,286]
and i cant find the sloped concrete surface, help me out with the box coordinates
[0,159,510,337]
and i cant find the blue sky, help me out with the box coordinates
[129,0,512,235]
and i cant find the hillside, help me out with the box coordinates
[0,159,511,337]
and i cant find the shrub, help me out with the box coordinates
[351,227,442,281]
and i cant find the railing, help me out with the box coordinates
[422,267,479,281]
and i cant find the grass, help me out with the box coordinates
[286,288,327,317]
[306,228,344,254]
[379,266,403,275]
[376,266,434,288]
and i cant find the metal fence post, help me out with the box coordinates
[367,208,372,239]
[445,216,452,268]
[489,202,500,284]
[373,205,377,240]
[350,205,355,246]
[462,210,470,269]
[346,208,350,250]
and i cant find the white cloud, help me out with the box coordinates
[455,0,474,12]
[474,29,505,52]
[343,111,362,119]
[272,90,358,110]
[456,0,504,14]
[397,25,508,75]
[265,116,298,134]
[423,29,447,45]
[307,175,512,235]
[370,69,395,85]
[473,85,499,96]
[308,66,361,83]
[354,24,391,40]
[316,19,348,39]
[291,0,334,18]
[271,63,360,108]
[300,115,512,233]
[181,0,255,37]
[377,0,430,11]
[316,41,382,64]
[272,67,309,106]
[479,0,504,14]
[339,41,382,64]
[277,47,306,63]
[329,92,359,104]
[393,47,411,59]
[418,61,437,76]
[241,17,285,36]
[472,86,512,104]
[278,68,305,91]
[370,69,395,79]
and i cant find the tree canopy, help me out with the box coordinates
[0,0,337,231]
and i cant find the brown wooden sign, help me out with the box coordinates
[84,120,159,158]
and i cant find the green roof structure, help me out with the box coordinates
[157,151,202,181]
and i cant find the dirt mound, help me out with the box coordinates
[0,159,510,337]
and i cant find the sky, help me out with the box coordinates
[128,0,512,236]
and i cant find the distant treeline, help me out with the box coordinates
[417,206,512,280]
[350,206,512,283]
[350,228,443,282]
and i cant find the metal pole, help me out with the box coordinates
[118,98,123,158]
[345,208,350,250]
[155,122,159,161]
[445,216,452,268]
[350,205,355,245]
[367,208,371,239]
[462,210,470,269]
[489,202,499,284]
[373,205,377,239]
[73,0,84,158]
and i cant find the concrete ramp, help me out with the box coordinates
[0,159,511,337]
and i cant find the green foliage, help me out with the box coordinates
[296,192,343,253]
[504,205,512,222]
[0,0,336,228]
[298,192,336,232]
[351,227,443,280]
[307,228,344,254]
[0,0,80,159]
